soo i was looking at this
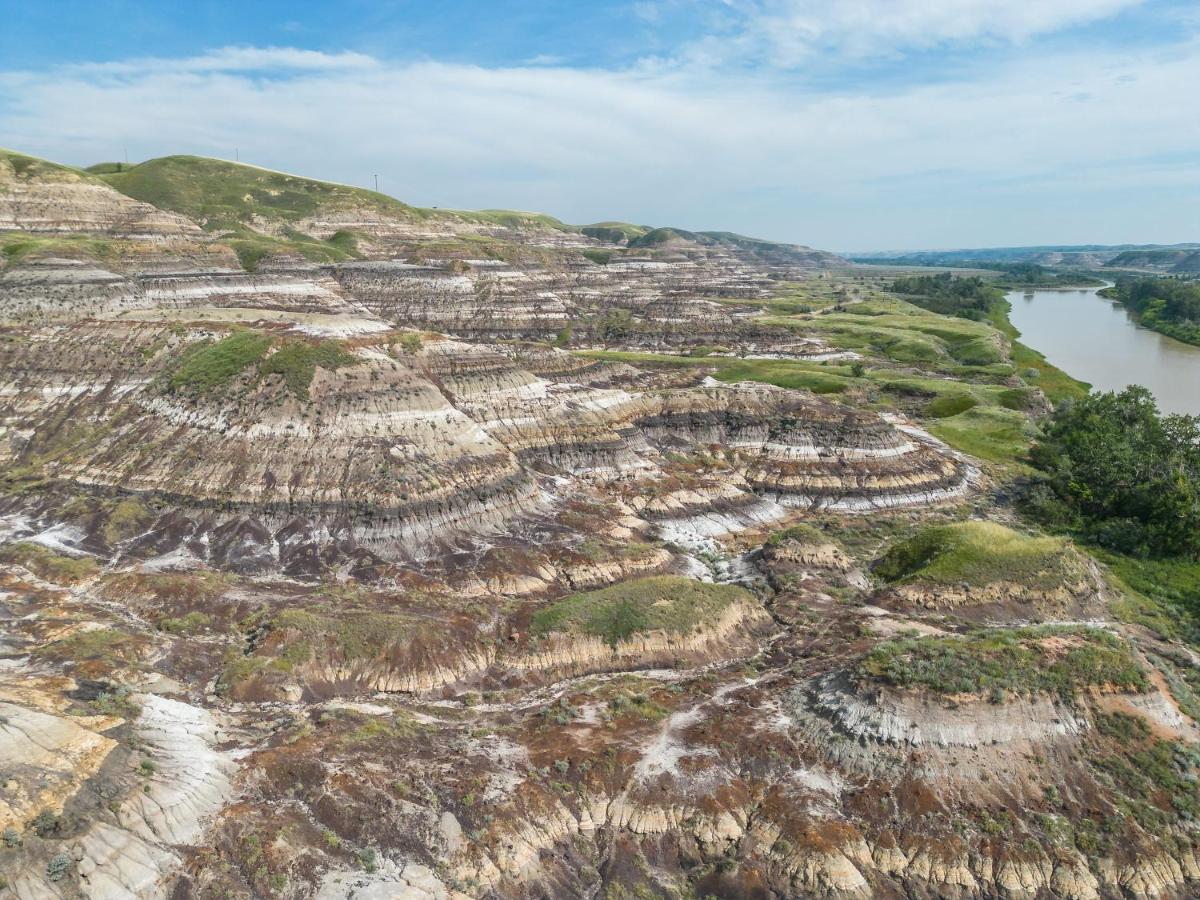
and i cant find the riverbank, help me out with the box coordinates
[987,298,1090,404]
[1099,283,1200,347]
[1006,285,1200,416]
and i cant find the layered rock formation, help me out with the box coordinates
[0,152,201,238]
[2,148,1198,900]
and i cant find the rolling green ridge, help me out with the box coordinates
[874,521,1082,589]
[94,155,425,230]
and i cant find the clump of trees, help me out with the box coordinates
[986,263,1102,287]
[889,273,1003,320]
[1024,386,1200,559]
[1108,277,1200,346]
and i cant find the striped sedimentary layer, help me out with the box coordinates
[0,321,968,565]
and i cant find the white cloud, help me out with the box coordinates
[0,37,1197,249]
[64,46,380,77]
[674,0,1150,63]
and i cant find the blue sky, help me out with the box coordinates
[1,0,1197,250]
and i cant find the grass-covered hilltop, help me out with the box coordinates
[4,144,1200,899]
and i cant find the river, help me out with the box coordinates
[1006,286,1200,416]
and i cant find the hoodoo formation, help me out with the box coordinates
[2,148,1200,899]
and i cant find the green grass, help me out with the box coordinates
[629,226,692,248]
[0,542,99,583]
[578,350,854,394]
[926,395,978,418]
[216,606,418,696]
[167,331,273,395]
[449,209,573,230]
[581,249,613,265]
[1089,713,1200,829]
[988,300,1090,404]
[765,523,833,547]
[530,576,752,647]
[223,226,361,272]
[764,296,1007,369]
[165,332,358,398]
[581,222,652,243]
[98,155,422,231]
[997,387,1038,410]
[580,280,1075,469]
[2,147,95,182]
[1,233,127,266]
[272,608,414,661]
[1097,549,1200,643]
[859,625,1148,701]
[34,627,136,664]
[874,521,1081,590]
[577,348,1032,466]
[928,405,1033,465]
[712,359,850,393]
[159,611,214,635]
[102,498,154,544]
[257,338,360,397]
[1101,551,1200,614]
[770,313,947,365]
[104,569,230,605]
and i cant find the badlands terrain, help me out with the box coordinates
[1,149,1199,899]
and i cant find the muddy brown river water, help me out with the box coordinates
[1007,286,1200,416]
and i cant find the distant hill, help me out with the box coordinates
[854,243,1200,271]
[583,223,848,267]
[1,148,845,271]
[89,155,428,231]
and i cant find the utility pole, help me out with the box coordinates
[235,147,239,162]
[123,147,128,165]
[373,174,379,192]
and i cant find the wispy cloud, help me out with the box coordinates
[61,46,380,77]
[658,0,1152,65]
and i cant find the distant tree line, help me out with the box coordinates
[1024,386,1200,559]
[1107,277,1200,346]
[889,273,1004,320]
[985,263,1104,287]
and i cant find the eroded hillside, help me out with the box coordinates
[1,149,1199,900]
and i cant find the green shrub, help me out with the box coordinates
[47,853,72,882]
[30,809,61,837]
[257,338,359,397]
[168,331,272,395]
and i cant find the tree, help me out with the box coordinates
[1026,387,1200,558]
[597,308,634,343]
